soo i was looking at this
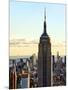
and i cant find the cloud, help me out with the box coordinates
[10,39,66,56]
[10,39,39,47]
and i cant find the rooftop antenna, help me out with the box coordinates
[44,8,47,34]
[44,8,46,21]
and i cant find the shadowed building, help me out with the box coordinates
[9,60,17,89]
[38,10,51,87]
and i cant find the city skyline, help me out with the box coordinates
[10,0,66,56]
[9,1,66,88]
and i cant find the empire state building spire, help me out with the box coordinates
[44,9,47,35]
[40,9,49,41]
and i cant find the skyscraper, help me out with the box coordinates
[9,60,17,89]
[38,10,51,87]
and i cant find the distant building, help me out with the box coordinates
[30,54,37,67]
[52,54,66,86]
[38,10,51,87]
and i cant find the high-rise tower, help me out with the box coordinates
[9,60,17,89]
[38,9,51,87]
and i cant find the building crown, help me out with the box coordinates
[41,9,48,38]
[40,9,51,43]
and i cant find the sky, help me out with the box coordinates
[10,0,66,56]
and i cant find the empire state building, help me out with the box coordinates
[38,10,51,87]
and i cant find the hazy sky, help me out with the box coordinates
[10,0,66,56]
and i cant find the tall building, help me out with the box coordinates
[38,10,51,87]
[9,60,17,89]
